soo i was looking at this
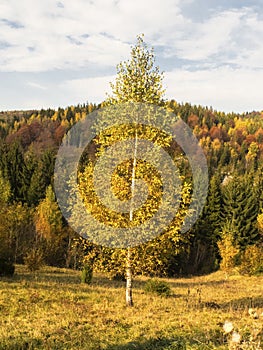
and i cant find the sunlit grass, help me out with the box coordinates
[0,265,262,349]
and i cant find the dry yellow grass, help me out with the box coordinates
[0,265,262,349]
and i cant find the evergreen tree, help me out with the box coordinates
[190,174,222,273]
[221,175,259,249]
[205,174,222,239]
[27,150,55,206]
[218,144,231,168]
[4,142,28,202]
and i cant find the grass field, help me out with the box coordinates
[0,265,262,350]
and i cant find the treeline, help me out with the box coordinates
[0,102,262,276]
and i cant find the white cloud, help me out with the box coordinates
[61,75,115,105]
[164,66,263,113]
[228,10,263,69]
[0,0,185,72]
[172,10,244,60]
[1,1,262,72]
[0,0,262,112]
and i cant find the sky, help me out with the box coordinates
[0,0,262,113]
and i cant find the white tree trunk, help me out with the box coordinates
[126,130,138,307]
[126,247,133,306]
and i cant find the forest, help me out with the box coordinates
[0,100,262,278]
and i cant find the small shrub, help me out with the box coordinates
[239,244,263,276]
[0,240,15,277]
[24,248,45,272]
[144,278,172,297]
[217,234,239,271]
[0,258,15,277]
[81,264,93,284]
[109,271,126,281]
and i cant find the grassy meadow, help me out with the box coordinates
[0,265,262,350]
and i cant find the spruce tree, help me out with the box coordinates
[27,150,55,206]
[221,175,259,249]
[192,174,222,272]
[4,142,28,202]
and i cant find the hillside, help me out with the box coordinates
[0,101,262,277]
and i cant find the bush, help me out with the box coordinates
[144,278,172,297]
[81,264,93,284]
[239,244,263,276]
[0,220,15,277]
[217,234,239,271]
[109,272,126,281]
[0,258,15,277]
[24,248,45,272]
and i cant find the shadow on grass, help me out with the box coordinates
[1,267,149,293]
[0,334,225,350]
[0,337,43,350]
[0,337,187,350]
[1,268,127,288]
[1,265,230,293]
[0,271,80,291]
[168,279,227,289]
[106,336,187,350]
[106,331,225,350]
[221,295,263,310]
[201,295,263,311]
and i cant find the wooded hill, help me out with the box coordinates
[0,101,262,276]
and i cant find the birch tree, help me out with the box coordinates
[106,34,164,106]
[107,35,165,306]
[61,35,196,307]
[75,35,189,306]
[112,36,164,306]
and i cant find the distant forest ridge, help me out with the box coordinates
[0,101,262,119]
